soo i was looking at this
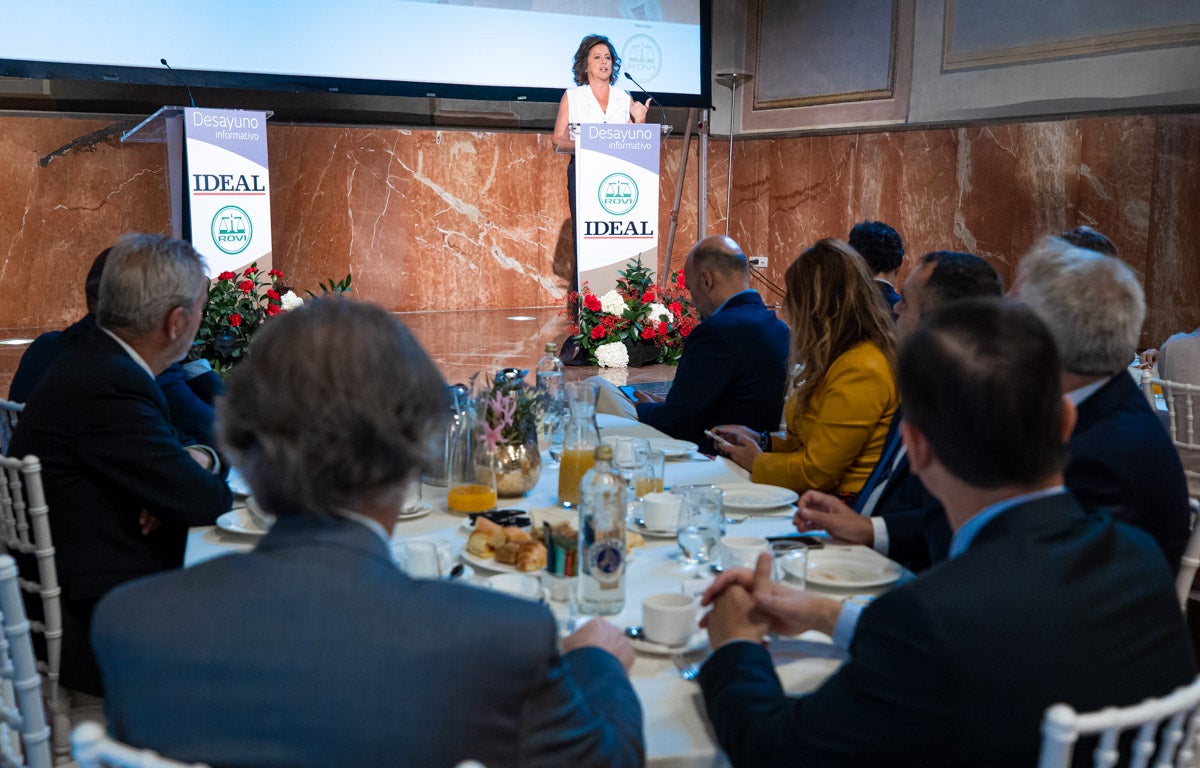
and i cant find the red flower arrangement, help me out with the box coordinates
[568,258,699,367]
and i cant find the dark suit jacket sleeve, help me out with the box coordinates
[155,363,217,447]
[637,320,733,437]
[698,590,963,768]
[519,623,645,767]
[78,367,230,527]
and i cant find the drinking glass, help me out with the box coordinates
[609,437,651,519]
[772,541,810,589]
[634,450,666,498]
[675,485,724,565]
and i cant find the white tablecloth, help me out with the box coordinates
[188,415,899,767]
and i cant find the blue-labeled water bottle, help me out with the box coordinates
[577,444,626,616]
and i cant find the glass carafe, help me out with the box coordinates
[557,381,600,507]
[446,385,498,514]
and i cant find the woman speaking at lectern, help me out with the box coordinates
[553,34,650,265]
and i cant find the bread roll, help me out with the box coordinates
[516,541,548,572]
[467,529,495,558]
[504,526,532,543]
[626,530,645,552]
[495,541,520,565]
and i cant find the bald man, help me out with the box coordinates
[635,236,790,452]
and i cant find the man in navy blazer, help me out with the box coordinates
[635,235,789,452]
[1017,236,1190,569]
[93,299,644,768]
[9,246,223,448]
[696,299,1194,767]
[10,235,231,696]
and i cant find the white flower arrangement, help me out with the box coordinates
[646,302,672,323]
[595,341,630,369]
[280,290,304,311]
[599,289,627,316]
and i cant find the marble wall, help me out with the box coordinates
[712,112,1200,347]
[0,110,1196,348]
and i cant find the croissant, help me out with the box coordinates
[516,541,548,573]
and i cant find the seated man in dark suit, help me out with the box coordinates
[7,248,109,403]
[697,299,1194,767]
[92,298,644,768]
[635,235,789,451]
[792,250,1002,570]
[847,220,904,316]
[9,234,231,696]
[1015,236,1190,569]
[8,247,223,447]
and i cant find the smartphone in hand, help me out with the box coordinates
[704,428,733,447]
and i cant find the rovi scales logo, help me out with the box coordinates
[598,173,638,216]
[622,34,662,82]
[211,205,253,255]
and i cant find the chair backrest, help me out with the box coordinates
[0,401,22,457]
[1038,675,1200,768]
[1180,499,1200,610]
[0,456,63,759]
[0,554,51,768]
[1142,372,1200,488]
[71,723,210,768]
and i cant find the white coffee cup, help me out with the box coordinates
[721,535,770,570]
[485,573,545,602]
[642,491,682,531]
[641,592,698,646]
[394,538,453,578]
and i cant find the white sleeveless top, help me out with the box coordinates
[566,84,632,140]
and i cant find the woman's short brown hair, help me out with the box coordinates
[572,34,620,86]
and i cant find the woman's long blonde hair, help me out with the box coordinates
[783,239,897,409]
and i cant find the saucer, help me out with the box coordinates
[633,520,678,538]
[630,630,709,656]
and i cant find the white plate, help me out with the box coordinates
[216,508,269,537]
[462,550,528,575]
[718,483,800,512]
[632,520,678,538]
[795,549,904,589]
[630,630,709,656]
[734,503,797,519]
[397,502,432,521]
[648,438,700,459]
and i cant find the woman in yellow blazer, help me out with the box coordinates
[713,239,899,502]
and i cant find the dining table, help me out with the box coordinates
[187,414,910,768]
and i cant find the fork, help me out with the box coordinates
[671,653,700,681]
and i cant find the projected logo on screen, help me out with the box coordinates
[598,173,638,216]
[212,206,253,255]
[622,34,662,82]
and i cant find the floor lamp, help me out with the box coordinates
[714,70,753,237]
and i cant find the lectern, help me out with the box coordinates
[122,106,274,276]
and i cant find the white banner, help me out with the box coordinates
[576,123,660,292]
[183,108,272,276]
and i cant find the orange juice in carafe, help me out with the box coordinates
[556,381,601,506]
[558,448,597,507]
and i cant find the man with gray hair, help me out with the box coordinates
[92,298,644,767]
[1014,236,1190,569]
[10,233,231,697]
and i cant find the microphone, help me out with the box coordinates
[623,71,668,128]
[160,58,196,108]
